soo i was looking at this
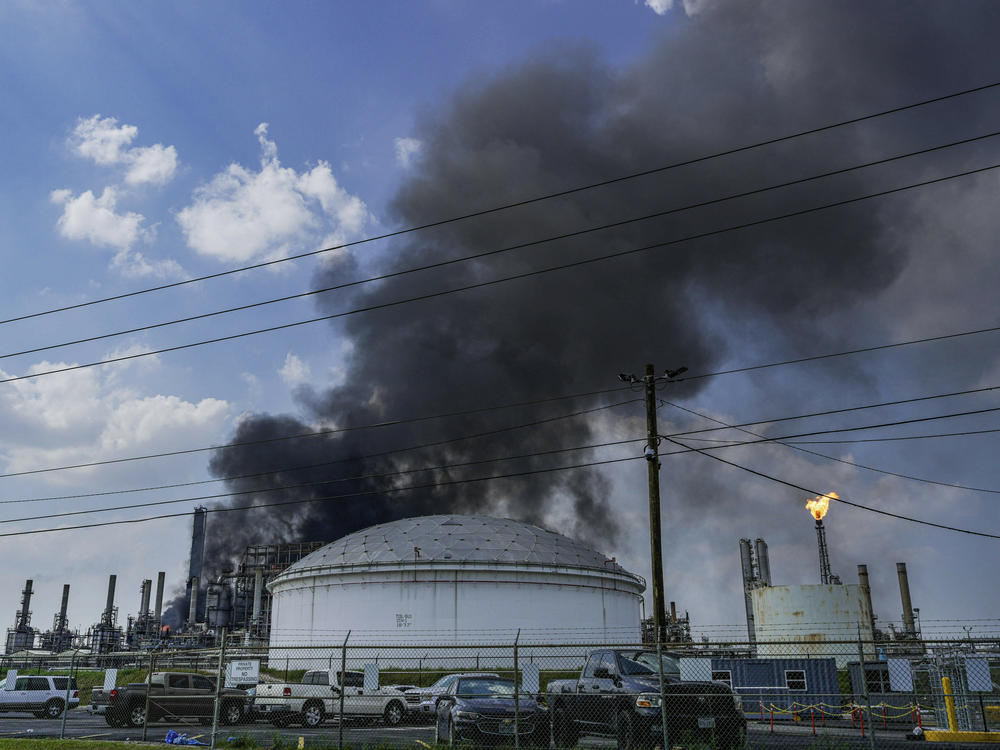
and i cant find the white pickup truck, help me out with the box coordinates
[254,670,408,728]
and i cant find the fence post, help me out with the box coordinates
[141,651,155,742]
[656,640,669,750]
[857,624,876,750]
[339,630,351,750]
[513,629,520,750]
[210,629,227,750]
[59,649,79,739]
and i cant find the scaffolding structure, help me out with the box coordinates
[213,542,324,642]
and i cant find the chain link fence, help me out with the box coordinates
[2,635,999,748]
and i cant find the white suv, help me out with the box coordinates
[0,676,80,718]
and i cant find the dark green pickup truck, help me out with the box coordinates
[96,672,248,728]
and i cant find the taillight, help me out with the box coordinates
[110,689,119,701]
[73,691,79,698]
[283,687,291,697]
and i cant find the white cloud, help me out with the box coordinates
[125,143,178,186]
[0,357,230,476]
[51,186,147,249]
[278,353,311,386]
[110,248,187,280]
[644,0,709,15]
[394,137,423,169]
[176,123,369,263]
[70,115,178,186]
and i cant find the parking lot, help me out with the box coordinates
[0,711,982,750]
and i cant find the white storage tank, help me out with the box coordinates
[267,515,644,663]
[752,584,875,667]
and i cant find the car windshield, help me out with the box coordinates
[431,675,456,690]
[456,678,515,697]
[618,656,655,675]
[631,652,681,676]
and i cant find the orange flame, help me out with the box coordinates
[805,491,838,521]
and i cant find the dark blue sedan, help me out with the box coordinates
[435,676,549,746]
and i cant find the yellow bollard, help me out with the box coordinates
[942,676,959,732]
[297,737,304,750]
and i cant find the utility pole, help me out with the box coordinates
[619,363,686,644]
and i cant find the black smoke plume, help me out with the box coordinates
[161,2,1000,624]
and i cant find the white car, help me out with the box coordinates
[403,673,500,716]
[0,675,80,718]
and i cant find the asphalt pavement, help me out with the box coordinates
[0,711,985,749]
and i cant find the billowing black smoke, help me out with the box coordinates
[171,0,1000,610]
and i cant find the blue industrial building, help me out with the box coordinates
[710,657,840,718]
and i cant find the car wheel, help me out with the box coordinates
[448,717,457,746]
[614,710,634,750]
[127,703,147,728]
[383,700,404,726]
[222,701,244,726]
[434,714,442,744]
[43,699,65,719]
[301,701,324,728]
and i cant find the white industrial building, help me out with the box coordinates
[752,584,875,667]
[267,514,644,663]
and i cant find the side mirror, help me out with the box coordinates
[330,686,341,694]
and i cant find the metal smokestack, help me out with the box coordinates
[104,575,117,620]
[188,507,207,588]
[57,584,70,631]
[755,538,772,585]
[858,564,875,633]
[897,562,916,635]
[154,572,165,620]
[738,539,756,643]
[139,579,152,615]
[188,577,199,626]
[16,579,33,629]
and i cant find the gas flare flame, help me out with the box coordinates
[805,491,838,521]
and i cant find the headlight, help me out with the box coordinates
[636,693,662,708]
[455,711,480,720]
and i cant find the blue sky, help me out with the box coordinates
[2,0,1000,642]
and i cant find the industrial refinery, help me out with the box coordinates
[1,498,937,658]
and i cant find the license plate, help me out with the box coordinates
[498,720,515,734]
[698,717,716,729]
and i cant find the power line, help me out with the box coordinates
[662,400,1000,495]
[4,404,993,522]
[5,159,1000,387]
[668,385,1000,439]
[788,427,1000,444]
[2,376,995,490]
[0,435,645,524]
[7,402,1000,521]
[9,128,1000,364]
[4,430,997,540]
[665,406,1000,452]
[7,79,999,328]
[0,388,636,480]
[660,435,1000,539]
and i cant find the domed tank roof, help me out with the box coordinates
[279,514,632,575]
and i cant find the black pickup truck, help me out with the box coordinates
[546,649,746,749]
[98,672,248,728]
